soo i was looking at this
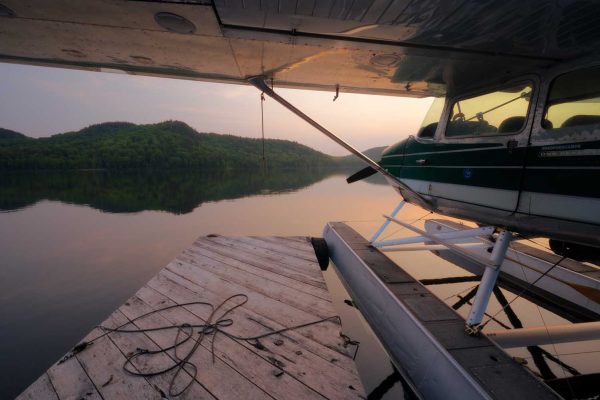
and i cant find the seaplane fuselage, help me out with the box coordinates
[379,59,600,250]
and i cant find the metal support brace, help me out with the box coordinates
[466,230,512,333]
[373,225,494,248]
[247,76,431,208]
[487,321,600,348]
[382,243,485,252]
[371,213,495,257]
[379,215,497,266]
[370,201,405,242]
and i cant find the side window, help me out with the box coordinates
[446,83,533,138]
[544,67,600,130]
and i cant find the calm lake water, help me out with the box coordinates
[0,169,409,399]
[1,169,598,399]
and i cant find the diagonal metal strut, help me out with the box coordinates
[247,76,430,207]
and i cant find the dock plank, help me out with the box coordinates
[116,294,270,400]
[47,356,102,400]
[166,259,335,322]
[76,322,161,400]
[174,251,334,315]
[258,236,315,252]
[204,237,323,279]
[146,273,359,373]
[102,310,216,400]
[186,242,329,296]
[234,236,319,263]
[249,236,317,257]
[19,235,365,399]
[193,239,327,289]
[159,267,353,358]
[135,286,362,400]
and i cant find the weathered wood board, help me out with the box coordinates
[17,236,365,400]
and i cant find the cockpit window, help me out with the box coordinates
[544,67,600,130]
[445,83,533,138]
[417,97,444,139]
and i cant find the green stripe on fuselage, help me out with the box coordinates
[379,138,600,198]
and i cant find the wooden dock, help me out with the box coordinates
[17,236,365,400]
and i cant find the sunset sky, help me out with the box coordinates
[1,62,433,156]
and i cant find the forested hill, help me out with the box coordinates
[338,146,387,165]
[0,127,29,141]
[0,121,344,170]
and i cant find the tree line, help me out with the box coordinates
[0,121,352,171]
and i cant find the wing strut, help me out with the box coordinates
[247,76,430,207]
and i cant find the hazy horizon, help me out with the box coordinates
[0,118,390,155]
[0,62,433,156]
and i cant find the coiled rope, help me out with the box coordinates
[58,294,342,397]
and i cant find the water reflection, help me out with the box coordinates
[0,168,355,214]
[0,171,403,399]
[2,169,597,399]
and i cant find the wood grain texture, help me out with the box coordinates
[18,235,364,399]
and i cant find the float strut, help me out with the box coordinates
[466,230,512,334]
[370,201,405,242]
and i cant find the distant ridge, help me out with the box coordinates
[0,121,377,171]
[339,146,387,165]
[55,122,137,140]
[0,127,29,141]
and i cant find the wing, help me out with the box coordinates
[1,0,598,98]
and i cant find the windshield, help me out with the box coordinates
[416,97,445,139]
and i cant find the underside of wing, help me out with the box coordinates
[0,0,598,97]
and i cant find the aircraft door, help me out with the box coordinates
[427,82,535,215]
[521,66,600,227]
[395,98,445,196]
[399,134,438,196]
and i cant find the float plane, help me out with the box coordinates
[1,0,598,257]
[2,1,599,398]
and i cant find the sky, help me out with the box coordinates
[0,62,433,156]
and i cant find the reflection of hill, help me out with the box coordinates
[0,169,337,214]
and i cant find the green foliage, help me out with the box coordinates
[0,121,348,171]
[0,127,30,141]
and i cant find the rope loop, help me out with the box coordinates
[75,293,346,397]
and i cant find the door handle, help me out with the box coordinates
[416,159,428,165]
[507,140,519,153]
